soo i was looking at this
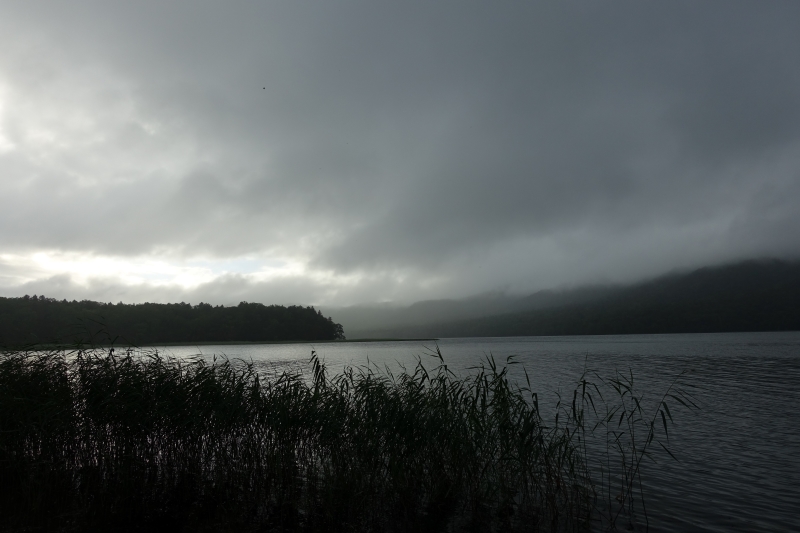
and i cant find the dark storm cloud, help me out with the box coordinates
[0,1,798,304]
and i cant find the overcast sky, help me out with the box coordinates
[0,1,798,306]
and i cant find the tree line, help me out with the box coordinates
[0,296,345,345]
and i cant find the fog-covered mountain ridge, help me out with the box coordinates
[324,259,800,338]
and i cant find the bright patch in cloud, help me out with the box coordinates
[0,251,313,289]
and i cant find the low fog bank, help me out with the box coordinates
[322,259,800,338]
[319,288,613,338]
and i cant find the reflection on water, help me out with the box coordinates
[160,332,800,533]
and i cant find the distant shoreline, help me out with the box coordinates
[139,338,438,347]
[3,338,439,351]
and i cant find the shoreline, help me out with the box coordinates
[139,338,438,347]
[2,338,438,351]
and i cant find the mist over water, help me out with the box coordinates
[163,331,800,532]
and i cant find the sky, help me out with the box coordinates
[1,1,799,307]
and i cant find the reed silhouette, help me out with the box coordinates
[0,344,693,532]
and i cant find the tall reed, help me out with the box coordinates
[0,345,693,532]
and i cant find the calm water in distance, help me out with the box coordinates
[160,331,800,533]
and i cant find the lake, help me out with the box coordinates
[159,331,800,532]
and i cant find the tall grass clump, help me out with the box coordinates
[568,365,698,531]
[0,345,693,532]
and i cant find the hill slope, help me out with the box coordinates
[334,259,800,338]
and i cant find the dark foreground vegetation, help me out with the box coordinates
[0,297,345,345]
[0,346,694,532]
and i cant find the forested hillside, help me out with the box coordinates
[337,259,800,338]
[0,297,345,345]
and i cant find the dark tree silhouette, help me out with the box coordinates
[0,297,345,345]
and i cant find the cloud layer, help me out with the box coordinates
[1,1,799,305]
